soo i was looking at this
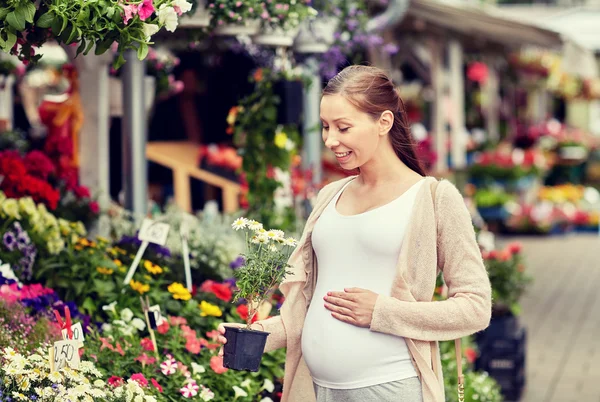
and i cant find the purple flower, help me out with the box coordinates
[224,277,237,288]
[382,43,399,55]
[13,222,23,235]
[3,231,16,251]
[367,34,384,46]
[16,231,31,251]
[346,19,359,31]
[229,256,245,270]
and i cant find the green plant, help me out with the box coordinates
[207,0,261,27]
[483,242,532,316]
[259,0,316,30]
[229,68,307,230]
[0,0,192,67]
[229,217,295,328]
[474,188,515,208]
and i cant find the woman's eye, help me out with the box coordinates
[322,126,329,131]
[339,127,350,133]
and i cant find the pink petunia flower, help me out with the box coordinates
[151,378,163,393]
[180,380,200,398]
[122,4,138,24]
[108,376,124,387]
[161,356,178,375]
[131,373,148,387]
[135,353,156,366]
[137,0,155,20]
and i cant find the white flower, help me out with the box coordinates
[240,379,252,389]
[233,385,248,399]
[172,0,192,14]
[284,237,298,247]
[268,244,278,252]
[191,362,205,375]
[102,301,117,315]
[130,318,146,331]
[247,220,263,231]
[101,323,113,333]
[251,234,269,244]
[0,263,21,285]
[232,217,248,231]
[199,385,215,401]
[142,23,159,40]
[120,308,134,322]
[158,5,178,32]
[261,378,275,393]
[260,398,274,402]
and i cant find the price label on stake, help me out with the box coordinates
[53,340,80,370]
[148,305,165,329]
[180,221,192,292]
[122,219,171,289]
[138,219,171,246]
[61,322,85,348]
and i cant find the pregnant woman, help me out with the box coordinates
[219,65,492,402]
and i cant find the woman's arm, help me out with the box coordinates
[369,181,492,341]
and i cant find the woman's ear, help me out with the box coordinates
[378,110,394,136]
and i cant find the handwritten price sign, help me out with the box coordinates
[61,322,84,348]
[52,340,80,370]
[138,219,170,246]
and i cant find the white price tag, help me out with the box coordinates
[138,219,170,246]
[148,305,166,328]
[53,340,80,370]
[61,322,85,348]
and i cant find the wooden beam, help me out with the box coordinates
[449,39,466,169]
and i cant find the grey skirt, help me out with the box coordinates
[314,376,423,402]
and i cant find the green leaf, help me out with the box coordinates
[113,53,125,69]
[22,2,36,23]
[6,11,26,31]
[82,297,97,314]
[0,36,5,51]
[67,25,78,43]
[36,12,54,28]
[60,14,68,34]
[50,16,62,35]
[94,37,112,55]
[136,43,148,60]
[0,8,10,19]
[76,39,86,55]
[4,31,17,52]
[83,39,95,55]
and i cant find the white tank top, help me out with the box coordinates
[302,179,424,389]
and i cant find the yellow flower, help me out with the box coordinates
[130,280,150,295]
[113,259,123,267]
[97,236,110,243]
[79,238,90,247]
[168,282,192,301]
[18,197,36,216]
[2,199,20,219]
[96,267,114,275]
[143,260,163,275]
[199,301,222,317]
[274,132,288,149]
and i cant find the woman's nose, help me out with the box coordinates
[324,134,339,149]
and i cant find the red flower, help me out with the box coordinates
[465,347,477,364]
[467,62,489,84]
[209,356,228,374]
[23,150,55,180]
[108,376,124,387]
[157,320,170,335]
[140,338,155,352]
[151,378,163,393]
[506,242,522,255]
[90,201,100,214]
[236,304,258,323]
[211,283,232,302]
[131,373,148,387]
[74,185,91,199]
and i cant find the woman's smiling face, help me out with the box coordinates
[320,94,382,170]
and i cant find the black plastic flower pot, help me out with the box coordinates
[274,79,304,126]
[223,327,270,372]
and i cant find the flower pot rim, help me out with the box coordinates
[225,326,270,335]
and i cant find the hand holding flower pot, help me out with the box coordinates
[218,217,296,372]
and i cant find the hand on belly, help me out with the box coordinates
[323,287,379,328]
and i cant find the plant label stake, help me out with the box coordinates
[53,340,80,370]
[180,220,193,292]
[141,296,160,360]
[122,219,170,290]
[61,322,84,348]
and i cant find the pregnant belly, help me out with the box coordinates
[301,299,414,387]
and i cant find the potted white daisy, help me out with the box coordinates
[223,217,296,371]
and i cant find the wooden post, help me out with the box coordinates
[430,38,447,173]
[449,40,466,169]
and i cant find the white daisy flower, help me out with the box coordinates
[247,220,263,231]
[284,238,298,247]
[232,217,248,230]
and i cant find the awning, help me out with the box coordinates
[379,0,564,50]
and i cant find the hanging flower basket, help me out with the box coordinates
[0,0,193,67]
[213,20,261,36]
[253,25,300,47]
[293,16,338,54]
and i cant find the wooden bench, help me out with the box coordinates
[146,141,241,213]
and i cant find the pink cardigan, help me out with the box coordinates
[255,176,492,402]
